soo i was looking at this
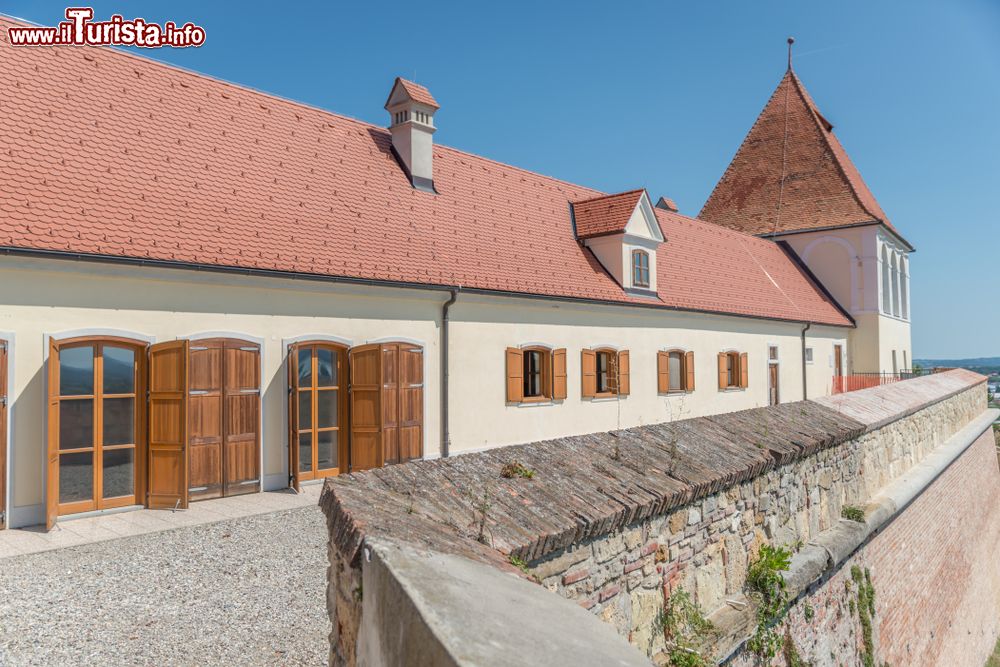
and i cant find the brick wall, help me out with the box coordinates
[526,384,986,659]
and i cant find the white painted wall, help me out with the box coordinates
[0,256,848,526]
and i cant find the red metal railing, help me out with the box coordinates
[831,369,935,395]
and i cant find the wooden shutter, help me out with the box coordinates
[381,345,400,465]
[398,345,424,462]
[685,351,696,391]
[717,353,727,390]
[45,337,59,530]
[581,349,597,398]
[657,351,669,394]
[148,340,189,510]
[350,344,383,472]
[0,341,5,529]
[505,348,523,403]
[223,341,260,496]
[287,345,301,492]
[617,350,630,396]
[740,352,749,389]
[551,349,567,400]
[187,340,223,500]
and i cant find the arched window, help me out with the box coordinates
[717,350,748,390]
[881,246,892,314]
[890,253,900,317]
[899,256,909,320]
[631,250,650,288]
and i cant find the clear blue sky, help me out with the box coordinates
[4,0,998,359]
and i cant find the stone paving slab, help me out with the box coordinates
[0,484,323,559]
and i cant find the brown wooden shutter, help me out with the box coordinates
[148,340,189,510]
[740,352,749,389]
[617,350,630,396]
[581,349,597,398]
[657,352,669,394]
[223,341,260,496]
[45,337,60,530]
[350,344,383,471]
[685,351,695,391]
[0,341,6,529]
[551,349,567,400]
[717,352,727,390]
[287,345,301,492]
[188,340,223,501]
[397,344,424,463]
[505,347,523,403]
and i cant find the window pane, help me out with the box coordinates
[298,433,312,472]
[297,349,312,386]
[103,398,134,446]
[60,346,94,396]
[769,346,778,361]
[316,348,337,387]
[317,431,336,471]
[59,399,93,450]
[298,391,312,430]
[523,351,542,397]
[727,355,735,386]
[59,451,93,504]
[669,353,682,390]
[102,447,134,499]
[103,346,135,394]
[317,390,338,428]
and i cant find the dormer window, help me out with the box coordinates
[632,250,650,288]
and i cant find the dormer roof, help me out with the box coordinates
[384,77,439,110]
[699,69,913,251]
[572,189,664,241]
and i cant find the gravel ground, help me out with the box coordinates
[0,506,330,666]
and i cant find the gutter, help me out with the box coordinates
[440,288,459,458]
[801,322,811,400]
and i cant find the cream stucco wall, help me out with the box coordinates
[0,256,849,527]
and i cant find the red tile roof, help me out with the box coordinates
[572,189,646,239]
[0,17,851,327]
[699,70,911,249]
[390,77,439,109]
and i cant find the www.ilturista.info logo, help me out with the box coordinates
[7,7,206,48]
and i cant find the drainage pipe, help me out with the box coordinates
[801,322,811,400]
[440,288,459,458]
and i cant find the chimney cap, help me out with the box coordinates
[384,77,439,111]
[655,196,678,212]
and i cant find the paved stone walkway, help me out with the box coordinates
[0,485,323,559]
[0,503,329,666]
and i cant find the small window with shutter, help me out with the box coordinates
[583,348,629,399]
[718,350,748,390]
[658,349,695,394]
[505,346,565,404]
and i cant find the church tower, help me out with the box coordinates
[699,42,913,375]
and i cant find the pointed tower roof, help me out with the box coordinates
[699,68,912,250]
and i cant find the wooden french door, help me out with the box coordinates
[0,339,6,530]
[188,339,261,500]
[834,345,844,377]
[288,342,349,490]
[349,342,423,472]
[46,337,146,528]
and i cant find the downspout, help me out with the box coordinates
[441,288,460,458]
[801,322,811,400]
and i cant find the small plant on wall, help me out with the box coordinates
[745,544,792,663]
[657,587,714,667]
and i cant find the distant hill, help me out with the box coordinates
[914,357,1000,368]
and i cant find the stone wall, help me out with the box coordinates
[526,381,986,658]
[319,370,994,666]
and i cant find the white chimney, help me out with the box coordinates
[384,77,439,193]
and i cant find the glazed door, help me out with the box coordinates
[0,340,6,529]
[148,340,189,510]
[834,345,843,377]
[188,339,261,500]
[47,338,146,528]
[289,342,348,487]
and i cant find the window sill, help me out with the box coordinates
[511,399,556,408]
[588,395,626,403]
[659,390,693,396]
[719,387,746,393]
